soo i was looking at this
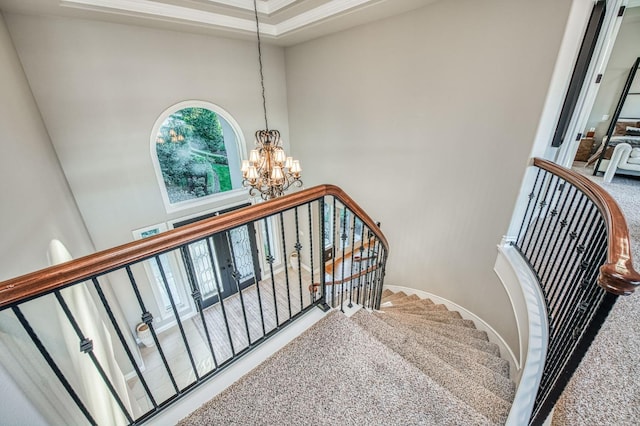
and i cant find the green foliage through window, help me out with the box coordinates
[155,107,235,204]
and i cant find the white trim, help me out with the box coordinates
[61,0,379,37]
[494,244,525,373]
[201,0,298,14]
[382,284,519,380]
[61,0,275,34]
[507,0,602,239]
[149,100,248,214]
[276,0,371,35]
[499,244,549,426]
[144,306,329,425]
[557,0,629,167]
[132,223,195,322]
[165,200,251,229]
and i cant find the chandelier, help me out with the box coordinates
[241,0,302,200]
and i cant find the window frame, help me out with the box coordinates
[132,223,192,321]
[150,100,248,213]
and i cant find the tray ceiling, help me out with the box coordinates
[0,0,438,46]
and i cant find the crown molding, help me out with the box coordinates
[201,0,298,14]
[61,0,379,37]
[276,0,370,35]
[61,0,277,34]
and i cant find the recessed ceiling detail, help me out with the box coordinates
[0,0,436,45]
[61,0,379,37]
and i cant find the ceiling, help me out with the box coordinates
[0,0,438,46]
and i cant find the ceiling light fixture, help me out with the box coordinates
[241,0,302,200]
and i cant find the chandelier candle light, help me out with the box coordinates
[241,0,302,200]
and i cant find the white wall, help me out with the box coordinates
[4,13,290,332]
[285,0,573,350]
[4,13,289,251]
[586,6,640,138]
[0,14,94,281]
[0,12,96,424]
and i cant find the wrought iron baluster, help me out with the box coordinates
[308,202,317,305]
[279,212,293,320]
[356,218,366,306]
[12,306,97,426]
[331,196,338,308]
[263,217,280,327]
[204,238,240,354]
[347,211,357,308]
[545,193,590,304]
[54,290,134,424]
[317,199,330,311]
[522,172,555,257]
[294,206,304,311]
[371,238,384,309]
[531,291,617,425]
[529,175,561,270]
[538,182,579,285]
[540,186,582,293]
[224,232,253,344]
[91,277,158,410]
[339,203,348,312]
[547,210,603,335]
[536,275,608,414]
[125,266,179,393]
[541,231,607,382]
[180,244,219,370]
[154,256,200,383]
[518,168,545,248]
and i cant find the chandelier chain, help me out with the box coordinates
[242,0,302,200]
[253,0,269,130]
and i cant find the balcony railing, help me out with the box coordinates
[0,185,388,425]
[512,158,640,425]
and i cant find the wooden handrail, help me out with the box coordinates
[0,185,388,309]
[533,158,640,295]
[309,264,380,292]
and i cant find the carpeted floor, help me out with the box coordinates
[552,166,640,425]
[178,310,498,426]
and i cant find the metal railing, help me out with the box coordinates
[512,159,640,425]
[0,185,388,425]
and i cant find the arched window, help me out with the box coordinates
[151,101,245,212]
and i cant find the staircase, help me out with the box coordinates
[363,290,515,423]
[179,289,515,425]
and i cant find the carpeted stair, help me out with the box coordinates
[365,290,515,422]
[179,290,515,425]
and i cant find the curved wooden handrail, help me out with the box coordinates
[308,264,380,292]
[533,158,640,295]
[0,185,388,309]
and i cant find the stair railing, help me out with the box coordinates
[511,158,640,425]
[0,184,388,425]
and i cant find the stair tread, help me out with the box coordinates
[351,311,513,424]
[378,311,498,352]
[381,297,440,310]
[380,291,409,304]
[373,311,510,379]
[381,305,462,320]
[381,288,394,299]
[369,312,515,400]
[379,310,489,342]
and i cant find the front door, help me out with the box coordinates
[175,204,261,308]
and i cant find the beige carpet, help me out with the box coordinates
[178,292,515,425]
[552,166,640,425]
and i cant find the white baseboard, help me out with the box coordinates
[382,284,519,380]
